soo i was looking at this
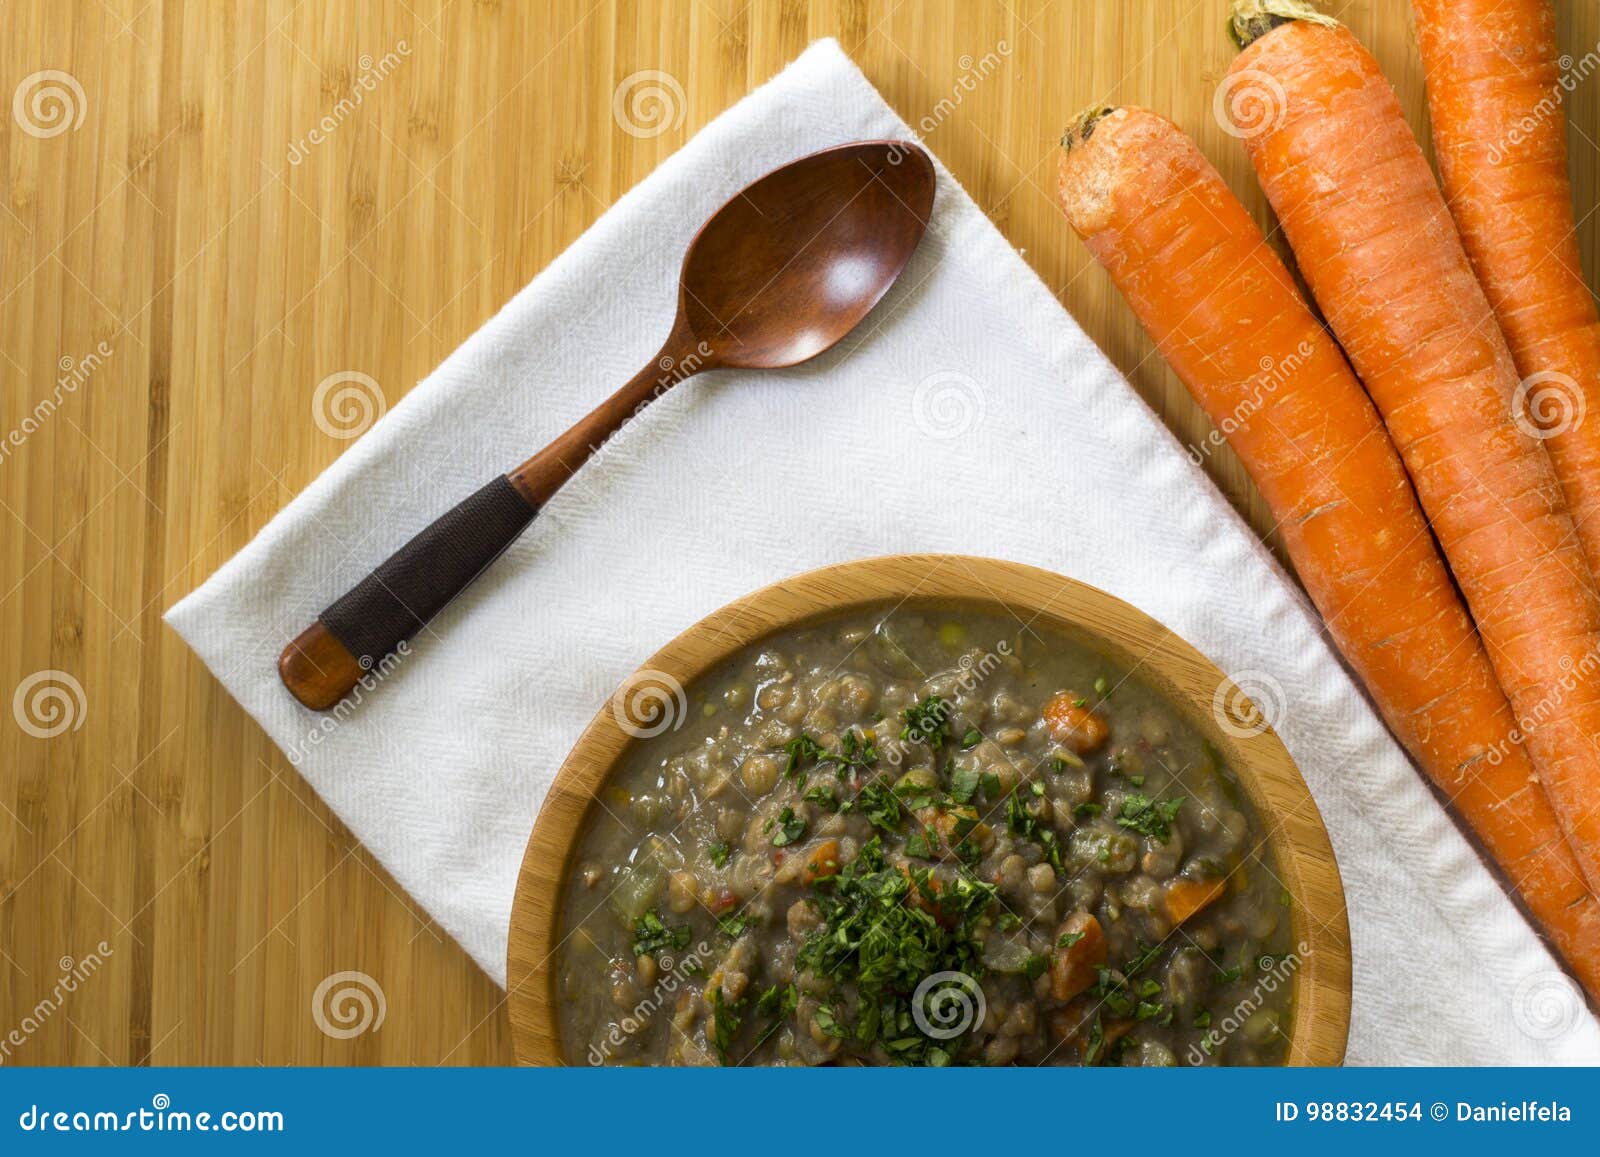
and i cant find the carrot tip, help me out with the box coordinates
[1228,0,1338,50]
[1062,105,1117,152]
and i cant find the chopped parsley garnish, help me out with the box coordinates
[891,773,940,811]
[755,979,793,1017]
[1193,1009,1213,1029]
[961,727,982,749]
[1005,792,1031,835]
[900,696,953,749]
[949,766,981,804]
[1057,930,1085,949]
[904,826,936,860]
[848,780,903,833]
[782,734,827,777]
[1006,792,1064,869]
[803,785,840,810]
[833,728,880,774]
[1073,802,1102,818]
[630,910,691,958]
[782,729,879,781]
[707,841,731,869]
[756,982,797,1017]
[1022,953,1050,980]
[767,807,807,847]
[1083,1018,1106,1065]
[709,985,743,1063]
[1038,828,1064,869]
[1123,941,1165,977]
[1115,793,1185,843]
[795,850,997,1065]
[717,913,758,938]
[1088,941,1169,1025]
[751,983,797,1050]
[812,1005,850,1039]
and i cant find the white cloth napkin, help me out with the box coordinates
[166,39,1600,1064]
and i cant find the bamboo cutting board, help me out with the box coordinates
[2,0,1597,1065]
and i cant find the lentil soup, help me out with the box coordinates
[555,603,1297,1066]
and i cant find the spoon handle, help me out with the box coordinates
[278,331,705,710]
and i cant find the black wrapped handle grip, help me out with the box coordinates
[321,475,538,666]
[279,475,537,708]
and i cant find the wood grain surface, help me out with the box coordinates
[2,0,1596,1065]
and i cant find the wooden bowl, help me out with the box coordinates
[507,554,1352,1065]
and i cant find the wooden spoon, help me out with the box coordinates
[279,140,936,709]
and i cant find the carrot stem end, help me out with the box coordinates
[1062,105,1116,152]
[1228,0,1338,50]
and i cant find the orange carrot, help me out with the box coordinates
[1164,877,1226,927]
[1057,104,1600,996]
[1042,690,1109,754]
[802,838,841,883]
[1049,912,1106,1002]
[1227,0,1600,900]
[1413,0,1600,572]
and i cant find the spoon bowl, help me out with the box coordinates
[679,141,936,368]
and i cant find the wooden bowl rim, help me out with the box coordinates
[507,553,1351,1066]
